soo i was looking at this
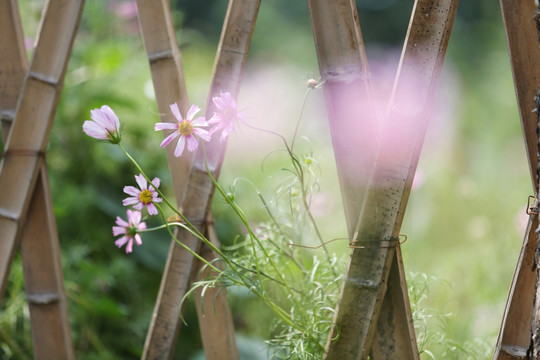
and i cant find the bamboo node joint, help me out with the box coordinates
[28,70,59,86]
[148,50,174,64]
[0,149,46,159]
[27,292,60,305]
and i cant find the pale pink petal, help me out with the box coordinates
[123,197,140,206]
[138,222,147,231]
[191,116,208,127]
[186,104,201,121]
[213,96,226,110]
[135,174,147,190]
[115,216,129,227]
[155,122,178,131]
[115,236,129,248]
[160,131,180,149]
[100,105,120,129]
[112,226,126,236]
[186,136,199,152]
[83,121,108,139]
[194,128,211,142]
[150,177,160,190]
[132,203,144,210]
[146,203,158,215]
[220,126,233,142]
[125,240,134,253]
[123,186,140,197]
[134,234,143,246]
[207,113,221,125]
[90,108,110,128]
[152,195,163,203]
[169,102,182,121]
[174,136,186,157]
[127,209,141,224]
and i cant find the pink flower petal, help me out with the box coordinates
[160,131,179,149]
[122,197,139,206]
[186,136,199,152]
[191,116,208,127]
[127,209,141,223]
[146,203,158,215]
[135,174,147,190]
[115,236,129,248]
[100,105,120,129]
[186,104,201,121]
[125,240,134,253]
[150,177,160,190]
[123,186,140,197]
[194,128,211,142]
[170,102,182,121]
[134,234,143,246]
[83,121,108,139]
[112,226,126,236]
[154,122,178,131]
[174,136,186,157]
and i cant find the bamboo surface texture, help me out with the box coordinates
[0,0,80,358]
[499,0,540,192]
[192,216,238,360]
[307,0,418,358]
[313,0,458,358]
[492,1,540,358]
[138,0,260,358]
[0,0,83,301]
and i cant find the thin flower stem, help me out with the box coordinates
[289,87,311,153]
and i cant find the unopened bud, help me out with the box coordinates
[307,79,318,89]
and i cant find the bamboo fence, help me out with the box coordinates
[0,0,83,358]
[492,0,540,359]
[136,0,259,358]
[0,0,539,359]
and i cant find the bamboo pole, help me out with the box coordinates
[0,0,84,301]
[499,0,540,192]
[192,215,238,360]
[315,0,458,358]
[0,1,75,358]
[306,1,419,358]
[0,0,27,136]
[492,1,540,358]
[138,0,260,358]
[491,214,536,359]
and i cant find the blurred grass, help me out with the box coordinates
[0,0,532,359]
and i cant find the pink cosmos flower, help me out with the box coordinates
[113,209,146,253]
[123,173,162,215]
[208,91,242,142]
[154,103,211,157]
[83,105,121,143]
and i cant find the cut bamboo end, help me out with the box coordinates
[500,345,528,359]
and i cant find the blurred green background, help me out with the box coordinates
[0,0,531,359]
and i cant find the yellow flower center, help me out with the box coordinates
[178,120,194,136]
[139,189,153,204]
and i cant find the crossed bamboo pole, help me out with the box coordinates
[308,0,459,358]
[0,0,84,358]
[492,1,540,358]
[136,0,260,358]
